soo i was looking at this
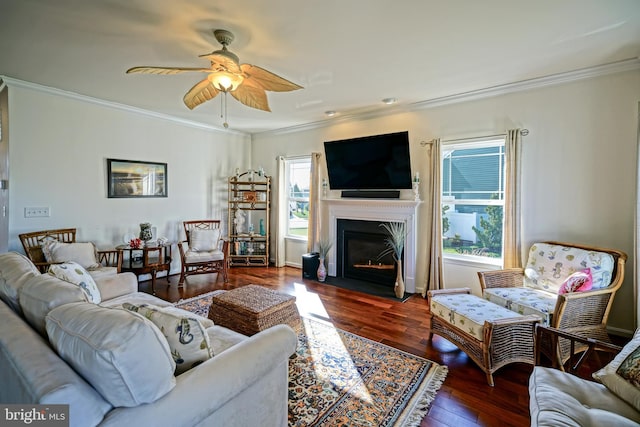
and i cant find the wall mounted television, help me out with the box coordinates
[324,131,412,197]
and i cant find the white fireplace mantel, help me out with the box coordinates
[325,198,420,293]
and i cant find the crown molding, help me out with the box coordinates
[257,57,640,137]
[0,76,248,136]
[3,57,639,138]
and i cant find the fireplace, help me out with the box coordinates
[337,219,400,286]
[326,198,419,293]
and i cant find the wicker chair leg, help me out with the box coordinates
[485,372,495,387]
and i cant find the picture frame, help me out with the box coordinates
[107,158,167,198]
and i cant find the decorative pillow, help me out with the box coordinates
[42,241,99,269]
[593,328,640,411]
[189,229,220,252]
[558,268,593,294]
[45,302,176,407]
[48,262,101,304]
[123,303,214,374]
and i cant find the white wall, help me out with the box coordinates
[8,84,251,274]
[253,70,640,334]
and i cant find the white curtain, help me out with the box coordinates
[635,104,640,328]
[422,138,444,296]
[274,156,287,267]
[307,153,322,252]
[503,129,523,268]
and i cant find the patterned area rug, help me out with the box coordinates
[175,291,448,427]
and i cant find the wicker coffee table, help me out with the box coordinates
[208,285,301,336]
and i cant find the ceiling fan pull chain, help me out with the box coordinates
[223,92,229,128]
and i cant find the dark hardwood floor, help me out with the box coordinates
[142,266,533,427]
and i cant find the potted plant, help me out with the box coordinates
[316,237,333,282]
[379,222,406,298]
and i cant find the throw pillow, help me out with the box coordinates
[45,302,176,407]
[123,303,214,374]
[593,328,640,411]
[189,229,220,252]
[558,268,593,294]
[42,241,99,269]
[49,261,101,304]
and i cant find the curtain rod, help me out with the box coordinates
[420,129,529,146]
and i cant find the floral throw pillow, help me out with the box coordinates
[123,303,214,374]
[48,261,101,304]
[593,328,640,411]
[558,268,593,294]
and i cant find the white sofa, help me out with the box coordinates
[0,252,298,427]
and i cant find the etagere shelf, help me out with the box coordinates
[227,171,270,267]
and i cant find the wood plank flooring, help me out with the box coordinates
[143,266,533,427]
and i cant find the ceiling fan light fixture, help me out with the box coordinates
[207,72,244,92]
[382,97,397,105]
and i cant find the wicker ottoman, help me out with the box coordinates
[208,285,301,336]
[427,288,539,386]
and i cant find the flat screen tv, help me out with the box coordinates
[324,131,412,191]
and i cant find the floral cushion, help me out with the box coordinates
[430,293,524,341]
[593,328,640,411]
[123,303,214,374]
[48,262,101,304]
[523,243,614,293]
[483,287,556,325]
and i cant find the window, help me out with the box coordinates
[441,138,505,262]
[285,157,311,239]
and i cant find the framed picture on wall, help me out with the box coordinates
[107,158,167,198]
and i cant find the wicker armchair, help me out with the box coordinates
[478,240,626,367]
[178,220,229,285]
[19,228,122,273]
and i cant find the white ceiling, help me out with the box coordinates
[1,0,639,134]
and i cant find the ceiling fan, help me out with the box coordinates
[126,29,303,126]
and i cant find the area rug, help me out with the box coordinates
[175,291,448,427]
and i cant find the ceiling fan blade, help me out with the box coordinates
[183,78,220,110]
[126,66,211,75]
[230,84,271,112]
[240,64,303,92]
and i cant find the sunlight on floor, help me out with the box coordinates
[292,282,374,404]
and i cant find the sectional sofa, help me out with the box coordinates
[0,251,297,427]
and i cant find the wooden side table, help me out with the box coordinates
[117,243,172,294]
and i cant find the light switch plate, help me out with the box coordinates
[24,207,50,218]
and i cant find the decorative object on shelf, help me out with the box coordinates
[234,209,246,234]
[413,172,420,202]
[244,191,257,202]
[129,237,142,249]
[316,237,333,283]
[379,222,406,298]
[139,222,153,245]
[259,219,265,236]
[249,223,254,235]
[156,236,169,246]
